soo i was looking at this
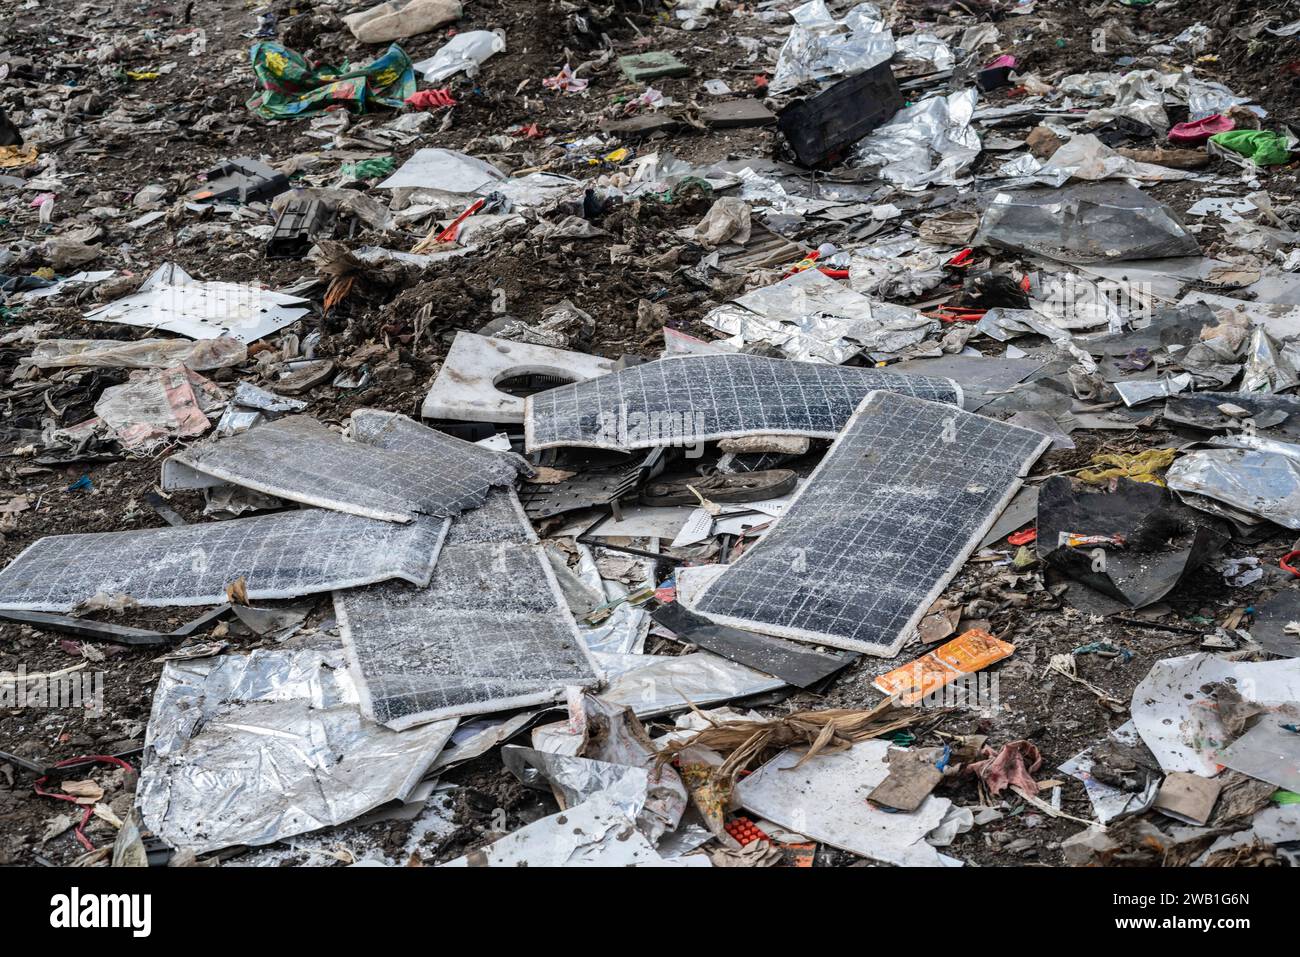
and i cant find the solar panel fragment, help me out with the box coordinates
[336,489,600,730]
[164,411,526,522]
[0,509,449,612]
[686,390,1050,656]
[524,354,961,452]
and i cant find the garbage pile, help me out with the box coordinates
[2,0,1300,868]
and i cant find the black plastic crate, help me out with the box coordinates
[777,62,904,168]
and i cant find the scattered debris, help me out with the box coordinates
[4,0,1300,876]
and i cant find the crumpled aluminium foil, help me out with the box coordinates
[770,1,895,94]
[503,746,654,827]
[895,34,954,71]
[703,268,937,362]
[1167,436,1300,530]
[851,88,982,190]
[137,646,455,853]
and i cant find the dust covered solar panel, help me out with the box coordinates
[0,509,449,612]
[684,391,1050,656]
[162,410,528,523]
[523,354,962,452]
[335,489,600,730]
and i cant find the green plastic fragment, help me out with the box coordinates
[341,156,396,179]
[1210,129,1294,167]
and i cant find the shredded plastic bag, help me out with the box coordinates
[1078,448,1177,486]
[411,30,505,82]
[693,197,752,247]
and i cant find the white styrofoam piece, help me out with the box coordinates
[421,331,615,423]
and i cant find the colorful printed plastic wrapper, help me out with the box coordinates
[246,42,416,119]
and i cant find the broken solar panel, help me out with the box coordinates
[336,489,600,730]
[0,509,448,612]
[349,407,532,483]
[523,354,962,452]
[162,411,526,523]
[686,391,1050,656]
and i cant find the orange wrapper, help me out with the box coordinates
[873,629,1015,705]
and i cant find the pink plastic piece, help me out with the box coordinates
[1168,114,1235,145]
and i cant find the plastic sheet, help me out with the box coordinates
[1187,76,1252,121]
[411,30,505,82]
[27,336,246,371]
[1220,717,1300,793]
[1037,134,1195,183]
[975,182,1200,264]
[246,42,415,119]
[594,650,784,718]
[94,365,227,451]
[137,646,455,853]
[851,88,981,190]
[770,1,895,94]
[84,262,311,343]
[1037,475,1225,612]
[1061,69,1181,132]
[1131,652,1300,775]
[734,740,960,866]
[377,147,505,192]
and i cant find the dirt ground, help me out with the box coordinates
[3,0,1300,867]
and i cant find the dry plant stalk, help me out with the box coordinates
[657,698,922,783]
